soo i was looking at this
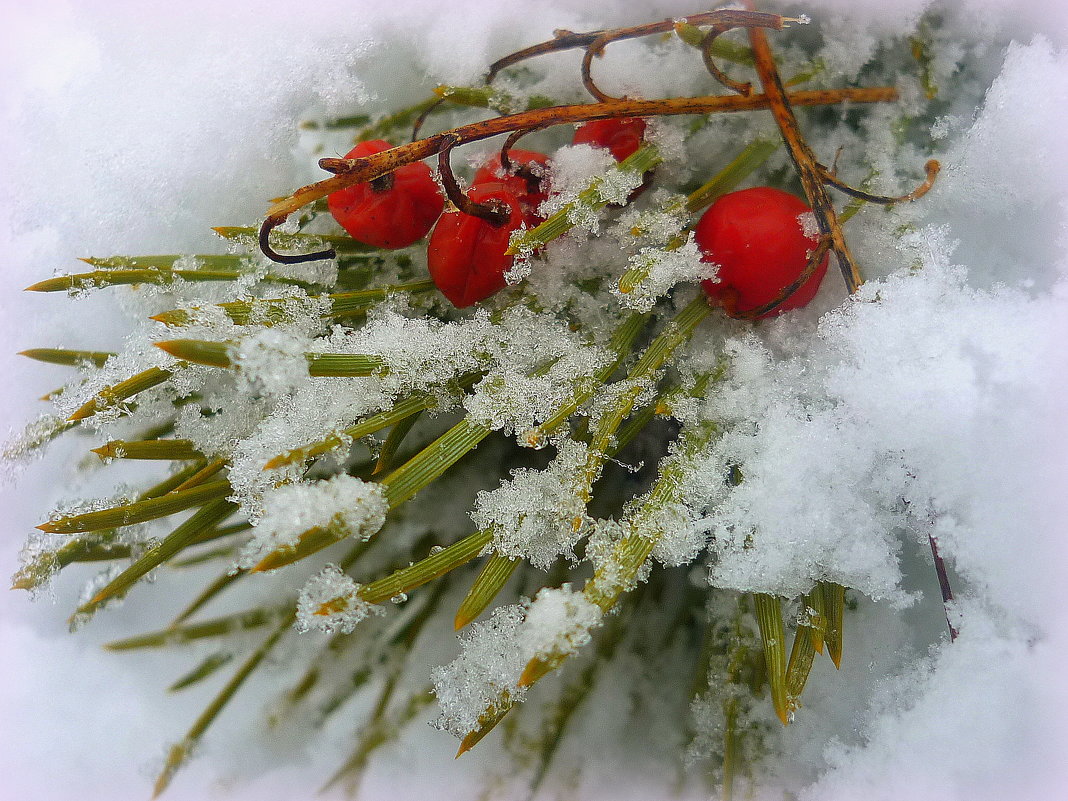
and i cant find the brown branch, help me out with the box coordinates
[928,532,959,641]
[485,10,788,84]
[819,159,941,205]
[743,3,863,294]
[267,87,896,224]
[437,134,510,226]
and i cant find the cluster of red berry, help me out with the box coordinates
[328,119,827,317]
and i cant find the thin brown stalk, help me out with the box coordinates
[484,10,787,83]
[743,3,862,294]
[261,86,897,256]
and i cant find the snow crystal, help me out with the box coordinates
[431,604,527,737]
[326,305,491,397]
[538,144,618,226]
[643,117,687,172]
[229,328,310,397]
[614,191,689,245]
[463,306,613,438]
[613,235,717,312]
[239,474,386,567]
[520,584,601,659]
[593,167,645,207]
[797,211,820,240]
[472,438,591,569]
[432,585,601,738]
[295,563,380,634]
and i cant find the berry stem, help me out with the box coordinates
[436,134,511,226]
[484,9,788,84]
[742,2,863,294]
[262,85,898,259]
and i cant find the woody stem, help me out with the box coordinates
[262,85,898,245]
[743,1,863,294]
[437,135,510,226]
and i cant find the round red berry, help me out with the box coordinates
[695,187,829,318]
[472,149,550,215]
[327,139,444,250]
[426,184,533,309]
[572,117,647,163]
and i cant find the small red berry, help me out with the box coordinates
[695,187,829,318]
[427,184,533,309]
[327,139,444,250]
[472,149,550,215]
[572,117,647,163]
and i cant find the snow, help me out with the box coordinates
[295,564,379,634]
[239,474,387,566]
[431,585,601,738]
[472,438,592,568]
[3,1,1068,801]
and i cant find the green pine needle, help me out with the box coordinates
[752,593,789,725]
[454,552,520,630]
[151,279,436,327]
[168,652,235,692]
[75,499,238,613]
[69,366,179,421]
[92,439,203,461]
[154,339,386,377]
[19,348,114,367]
[40,480,232,535]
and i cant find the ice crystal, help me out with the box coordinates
[295,564,379,634]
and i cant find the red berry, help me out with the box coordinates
[427,184,533,309]
[572,117,647,163]
[695,187,829,318]
[327,139,444,250]
[472,149,550,214]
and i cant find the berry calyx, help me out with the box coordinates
[327,139,444,249]
[572,117,647,162]
[472,148,551,215]
[427,183,533,309]
[695,186,829,318]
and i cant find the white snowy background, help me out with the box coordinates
[2,1,1068,800]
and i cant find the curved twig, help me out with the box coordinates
[262,87,898,263]
[581,34,618,102]
[258,221,336,264]
[737,236,832,319]
[819,159,940,205]
[700,26,753,96]
[499,126,549,195]
[411,96,448,142]
[485,11,790,84]
[437,134,510,226]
